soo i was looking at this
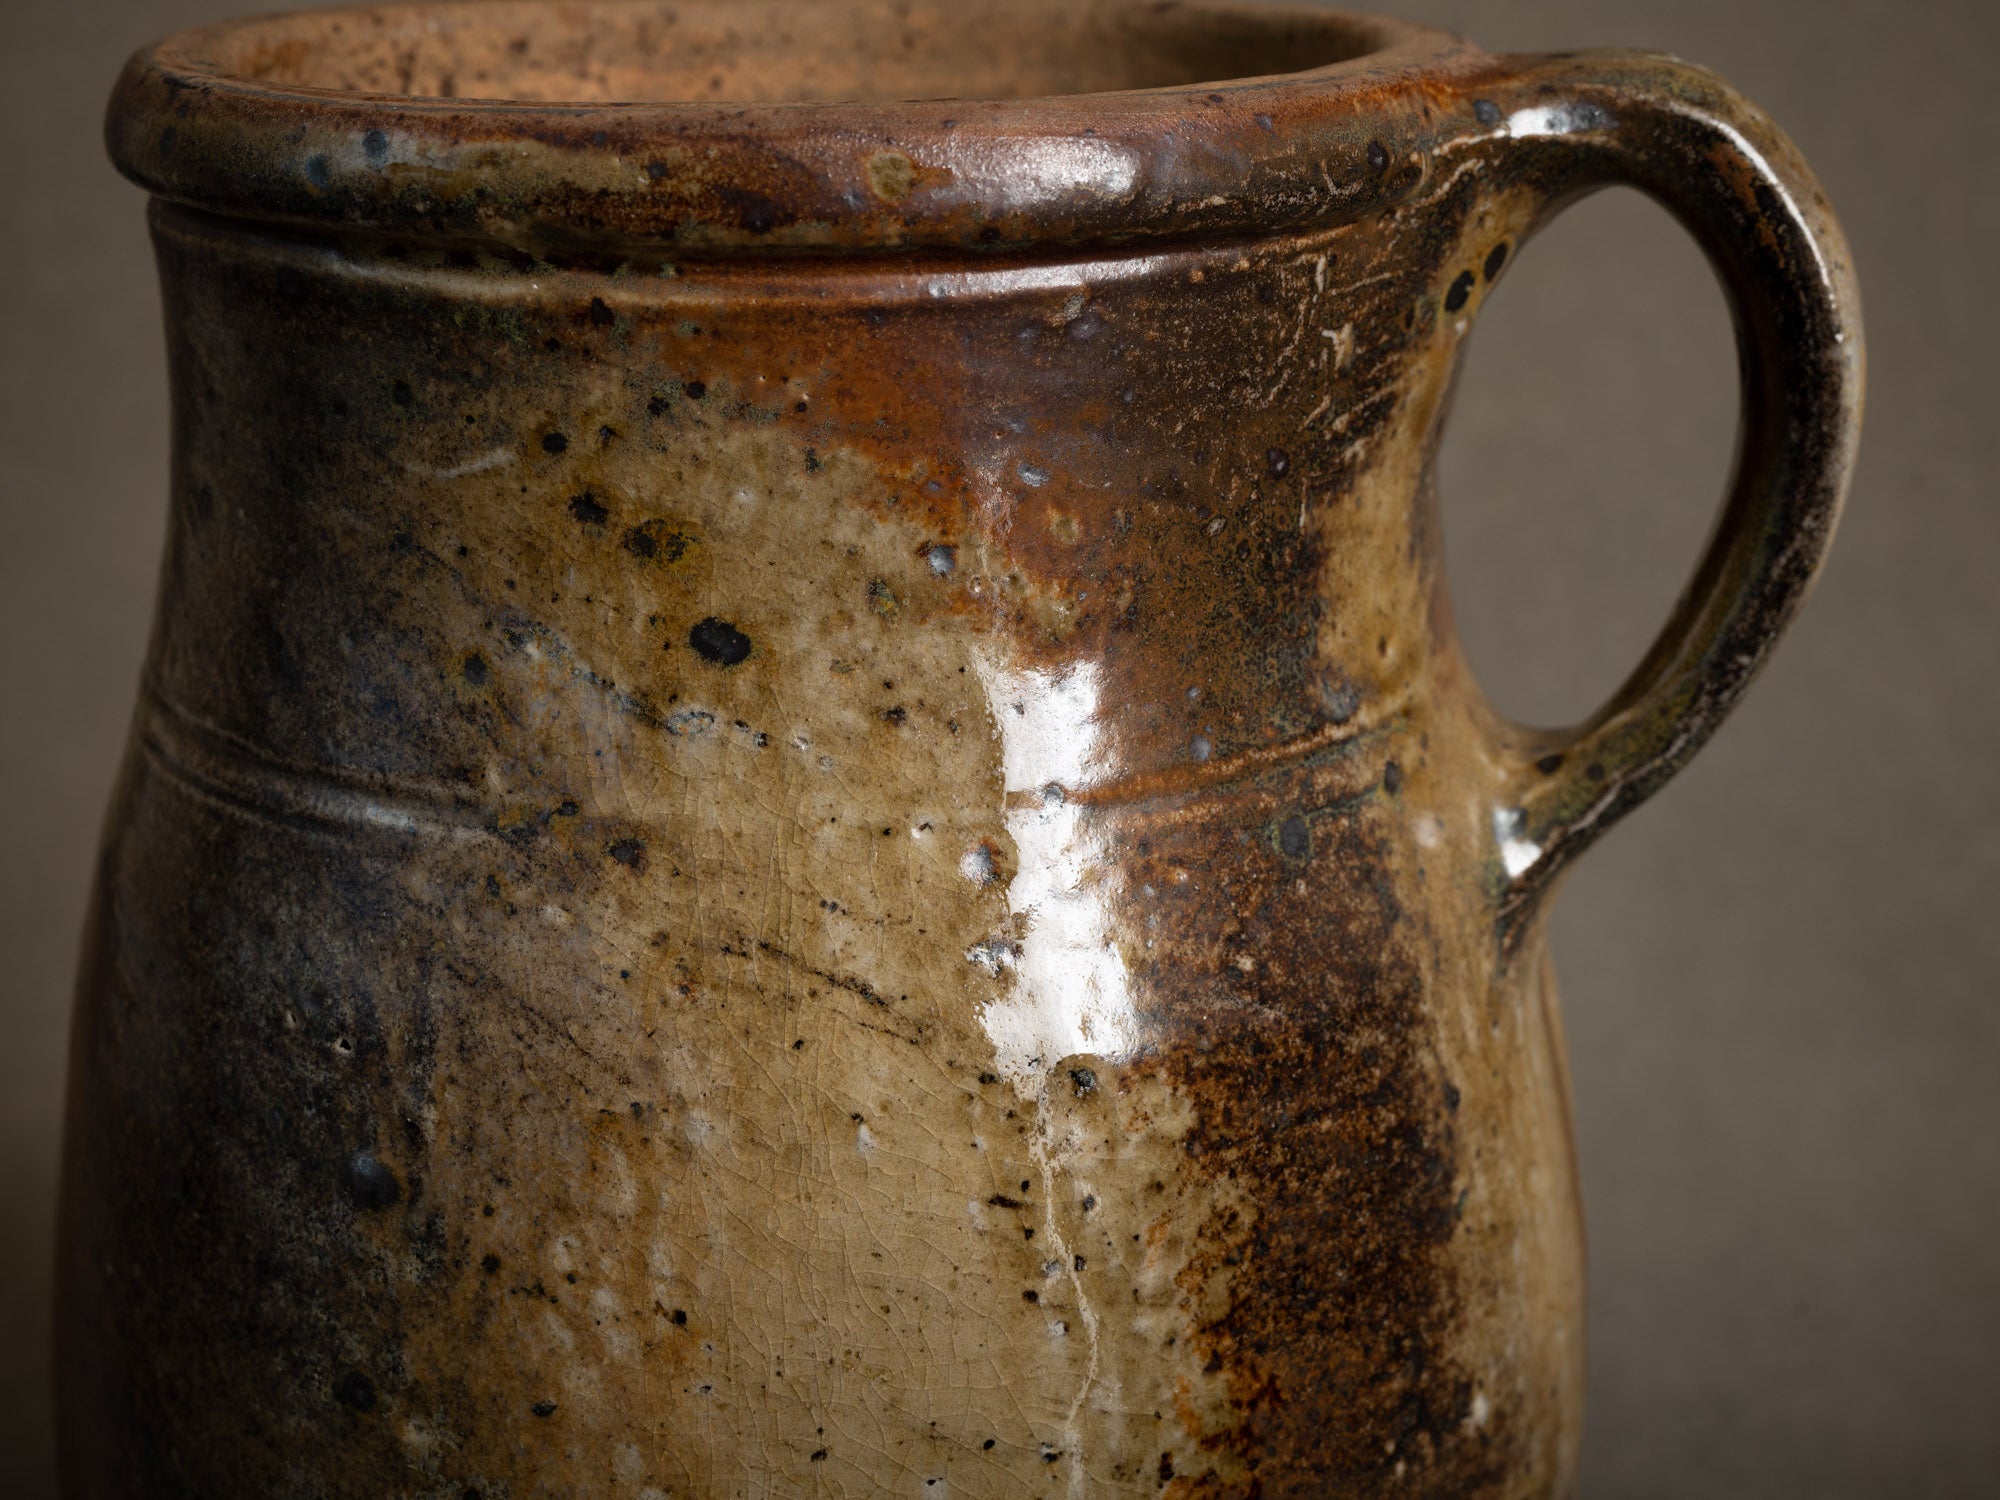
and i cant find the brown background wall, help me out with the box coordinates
[2,1,1992,1493]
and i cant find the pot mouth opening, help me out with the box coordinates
[110,0,1479,255]
[154,0,1402,108]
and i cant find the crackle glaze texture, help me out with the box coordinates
[61,3,1862,1496]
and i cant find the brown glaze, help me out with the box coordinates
[61,4,1861,1496]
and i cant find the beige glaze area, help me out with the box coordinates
[199,0,1380,105]
[371,423,1255,1493]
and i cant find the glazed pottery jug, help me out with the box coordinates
[60,2,1861,1495]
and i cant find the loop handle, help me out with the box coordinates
[1473,52,1864,943]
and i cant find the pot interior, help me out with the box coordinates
[199,0,1383,106]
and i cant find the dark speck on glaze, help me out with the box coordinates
[344,1152,401,1211]
[687,616,751,665]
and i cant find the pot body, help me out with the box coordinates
[63,195,1582,1496]
[60,5,1861,1497]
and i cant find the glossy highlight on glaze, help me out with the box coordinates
[59,3,1861,1496]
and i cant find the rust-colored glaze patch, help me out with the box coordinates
[1131,797,1503,1494]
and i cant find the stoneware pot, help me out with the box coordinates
[61,2,1862,1494]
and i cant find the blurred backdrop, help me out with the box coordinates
[2,0,1993,1494]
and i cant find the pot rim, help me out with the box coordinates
[107,0,1491,257]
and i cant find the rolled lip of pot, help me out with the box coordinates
[105,0,1484,257]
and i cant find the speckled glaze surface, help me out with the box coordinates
[60,3,1861,1496]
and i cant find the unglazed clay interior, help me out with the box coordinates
[198,0,1382,105]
